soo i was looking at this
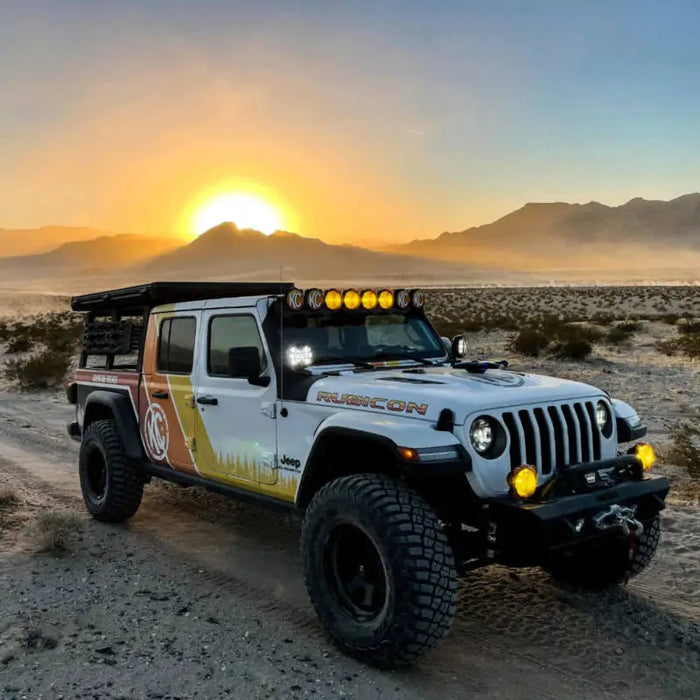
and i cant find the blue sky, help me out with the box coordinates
[1,0,698,242]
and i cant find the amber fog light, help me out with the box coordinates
[508,465,538,498]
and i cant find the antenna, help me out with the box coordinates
[279,266,284,402]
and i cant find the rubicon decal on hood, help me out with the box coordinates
[316,391,428,415]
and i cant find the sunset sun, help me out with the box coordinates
[192,192,284,235]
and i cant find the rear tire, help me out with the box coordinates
[544,516,660,587]
[301,474,458,668]
[79,419,144,523]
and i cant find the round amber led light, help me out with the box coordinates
[343,289,361,310]
[325,289,342,311]
[378,290,394,310]
[635,443,656,470]
[361,290,378,309]
[508,465,538,498]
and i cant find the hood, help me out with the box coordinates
[307,366,606,422]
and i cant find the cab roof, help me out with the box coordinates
[71,281,295,313]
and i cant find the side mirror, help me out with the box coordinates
[440,336,451,354]
[451,334,467,360]
[228,346,269,386]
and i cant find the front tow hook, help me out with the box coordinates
[593,504,644,537]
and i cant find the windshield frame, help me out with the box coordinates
[278,306,448,367]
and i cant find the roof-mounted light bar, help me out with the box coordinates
[285,288,426,311]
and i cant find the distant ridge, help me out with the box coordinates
[139,222,483,281]
[383,193,700,270]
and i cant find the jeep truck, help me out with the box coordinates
[67,282,669,668]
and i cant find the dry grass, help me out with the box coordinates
[19,623,57,651]
[29,510,82,554]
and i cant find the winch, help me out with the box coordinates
[593,504,644,537]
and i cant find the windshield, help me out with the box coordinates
[282,310,446,365]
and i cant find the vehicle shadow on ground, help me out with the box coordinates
[136,481,700,698]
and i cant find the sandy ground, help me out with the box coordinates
[0,287,699,699]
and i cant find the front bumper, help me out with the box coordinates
[486,456,670,566]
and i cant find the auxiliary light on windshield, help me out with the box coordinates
[285,287,426,312]
[287,345,314,368]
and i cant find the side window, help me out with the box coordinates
[208,315,267,376]
[157,317,196,374]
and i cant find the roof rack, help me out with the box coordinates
[71,281,295,312]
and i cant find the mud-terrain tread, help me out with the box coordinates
[79,419,144,523]
[301,473,458,668]
[545,516,661,587]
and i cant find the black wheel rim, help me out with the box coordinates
[86,448,107,501]
[323,523,388,621]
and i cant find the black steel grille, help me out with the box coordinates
[502,401,602,474]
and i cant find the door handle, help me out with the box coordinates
[151,391,169,399]
[197,395,218,406]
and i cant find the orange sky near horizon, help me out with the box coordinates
[2,3,698,246]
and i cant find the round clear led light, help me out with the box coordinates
[286,288,304,310]
[470,417,494,454]
[411,289,426,308]
[306,288,325,311]
[395,289,411,309]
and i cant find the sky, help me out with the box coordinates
[1,0,699,245]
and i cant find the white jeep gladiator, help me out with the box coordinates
[67,282,669,668]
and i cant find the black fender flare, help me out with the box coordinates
[83,390,145,461]
[295,426,471,508]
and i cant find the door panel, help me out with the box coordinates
[140,311,199,473]
[193,310,278,486]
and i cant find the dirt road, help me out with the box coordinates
[0,392,698,700]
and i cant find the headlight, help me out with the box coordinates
[470,417,494,454]
[595,400,612,437]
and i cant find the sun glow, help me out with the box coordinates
[192,192,284,235]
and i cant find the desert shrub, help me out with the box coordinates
[657,333,700,359]
[677,318,700,335]
[555,337,593,360]
[20,624,57,651]
[3,349,72,389]
[607,320,641,345]
[660,313,679,325]
[30,510,82,553]
[664,423,700,479]
[0,488,19,510]
[6,335,34,353]
[556,324,604,344]
[509,329,549,357]
[616,320,642,332]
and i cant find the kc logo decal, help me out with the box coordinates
[144,403,169,460]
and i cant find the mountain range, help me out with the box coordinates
[381,194,700,270]
[1,193,698,291]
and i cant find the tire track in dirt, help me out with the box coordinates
[0,393,698,698]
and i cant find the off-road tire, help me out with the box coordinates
[301,473,458,668]
[544,516,660,587]
[79,419,144,523]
